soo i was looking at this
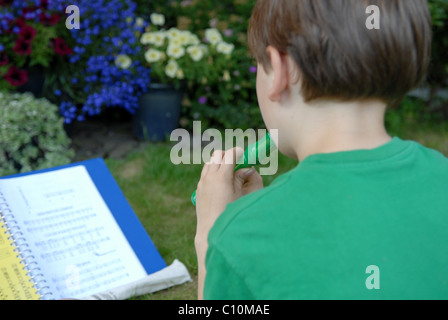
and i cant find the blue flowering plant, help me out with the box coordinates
[0,0,72,91]
[135,13,236,90]
[48,0,151,124]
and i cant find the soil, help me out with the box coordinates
[70,115,145,162]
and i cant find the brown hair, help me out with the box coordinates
[248,0,432,106]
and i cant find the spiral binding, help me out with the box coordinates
[0,191,53,300]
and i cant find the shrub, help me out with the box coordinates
[0,92,74,176]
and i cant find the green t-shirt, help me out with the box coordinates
[204,137,448,300]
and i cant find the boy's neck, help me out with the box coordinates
[286,98,392,162]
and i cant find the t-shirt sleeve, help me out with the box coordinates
[204,246,254,300]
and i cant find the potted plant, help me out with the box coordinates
[134,0,263,131]
[133,12,236,141]
[0,0,72,97]
[46,0,151,126]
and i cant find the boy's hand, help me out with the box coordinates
[195,148,264,242]
[194,147,264,300]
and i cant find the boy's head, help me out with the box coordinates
[248,0,432,107]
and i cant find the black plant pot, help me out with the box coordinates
[133,83,183,142]
[18,66,45,98]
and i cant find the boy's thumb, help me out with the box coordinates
[234,167,256,187]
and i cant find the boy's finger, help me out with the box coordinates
[201,150,224,178]
[222,147,244,177]
[200,162,209,179]
[208,150,225,172]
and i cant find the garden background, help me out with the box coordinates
[0,0,447,299]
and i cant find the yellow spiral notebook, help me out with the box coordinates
[0,159,190,300]
[0,220,40,300]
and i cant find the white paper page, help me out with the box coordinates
[0,166,147,300]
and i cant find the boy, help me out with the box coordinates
[195,0,448,299]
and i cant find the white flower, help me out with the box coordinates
[115,54,132,69]
[150,13,165,26]
[178,30,193,46]
[187,45,204,62]
[167,27,181,40]
[205,28,223,45]
[169,36,182,47]
[144,49,163,63]
[167,44,185,59]
[165,60,179,78]
[223,70,231,82]
[152,31,166,47]
[216,41,235,55]
[135,17,145,27]
[141,32,155,45]
[188,34,200,45]
[141,32,166,46]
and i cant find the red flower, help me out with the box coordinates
[19,25,37,43]
[0,53,8,66]
[15,18,26,29]
[39,12,60,26]
[13,38,32,55]
[4,66,28,87]
[53,37,73,56]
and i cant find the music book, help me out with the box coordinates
[0,158,191,300]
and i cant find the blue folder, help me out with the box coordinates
[0,158,167,276]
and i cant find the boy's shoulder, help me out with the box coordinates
[405,139,448,174]
[209,138,448,242]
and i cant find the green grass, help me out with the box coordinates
[104,118,448,300]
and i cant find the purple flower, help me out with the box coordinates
[249,66,257,73]
[209,18,218,28]
[198,96,208,105]
[223,29,233,37]
[181,0,192,7]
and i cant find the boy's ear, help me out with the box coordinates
[266,46,289,102]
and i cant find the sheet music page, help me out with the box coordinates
[0,166,147,300]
